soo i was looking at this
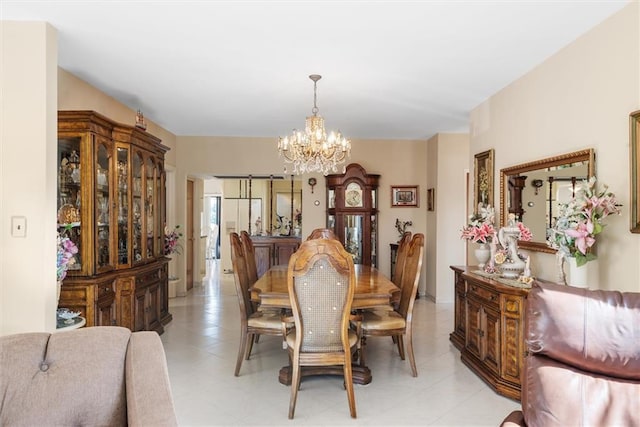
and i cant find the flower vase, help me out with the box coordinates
[474,243,491,269]
[566,257,589,288]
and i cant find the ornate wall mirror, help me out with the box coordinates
[499,149,595,253]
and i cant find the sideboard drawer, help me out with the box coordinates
[467,282,499,308]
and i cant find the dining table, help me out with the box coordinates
[250,263,399,385]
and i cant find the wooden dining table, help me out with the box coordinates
[250,263,399,385]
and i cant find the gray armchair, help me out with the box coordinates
[0,326,177,426]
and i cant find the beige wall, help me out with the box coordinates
[58,69,178,167]
[470,2,640,292]
[1,22,58,334]
[426,133,470,303]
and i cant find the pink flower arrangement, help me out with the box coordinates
[164,225,183,256]
[461,222,495,244]
[57,229,78,281]
[461,206,496,244]
[547,177,621,266]
[517,221,532,242]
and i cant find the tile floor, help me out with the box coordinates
[161,260,519,426]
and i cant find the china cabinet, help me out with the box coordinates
[326,164,380,267]
[57,110,171,333]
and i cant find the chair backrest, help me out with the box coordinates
[230,232,255,321]
[392,231,412,287]
[396,233,424,319]
[240,230,259,284]
[306,228,339,241]
[287,238,356,353]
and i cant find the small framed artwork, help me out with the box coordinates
[391,185,419,207]
[427,188,435,211]
[630,110,640,233]
[474,149,494,213]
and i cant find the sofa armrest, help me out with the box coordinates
[125,332,178,427]
[500,410,525,426]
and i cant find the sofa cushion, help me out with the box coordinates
[526,281,640,381]
[0,327,131,426]
[523,354,640,427]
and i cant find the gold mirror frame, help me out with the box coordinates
[630,110,640,233]
[499,149,595,253]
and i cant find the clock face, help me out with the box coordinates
[346,190,361,207]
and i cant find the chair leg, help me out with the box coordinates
[289,354,301,419]
[359,335,367,368]
[406,329,417,377]
[396,334,406,360]
[343,357,357,418]
[235,329,248,376]
[246,333,255,360]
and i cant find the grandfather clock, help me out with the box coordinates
[326,163,380,267]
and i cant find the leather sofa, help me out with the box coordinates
[0,326,177,426]
[501,281,640,426]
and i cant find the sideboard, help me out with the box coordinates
[450,265,531,401]
[250,236,301,277]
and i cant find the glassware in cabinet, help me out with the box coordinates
[95,141,113,271]
[133,151,144,264]
[145,156,156,259]
[57,136,83,273]
[116,146,130,266]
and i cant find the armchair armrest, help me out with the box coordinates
[281,314,295,349]
[125,332,178,427]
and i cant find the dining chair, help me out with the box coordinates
[240,230,259,285]
[305,227,338,241]
[282,238,359,419]
[230,232,285,376]
[359,233,424,377]
[392,231,412,288]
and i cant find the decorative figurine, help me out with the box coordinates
[135,110,147,130]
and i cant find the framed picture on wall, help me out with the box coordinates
[630,110,640,233]
[391,185,419,207]
[427,188,435,211]
[474,149,494,214]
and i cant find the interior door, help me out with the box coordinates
[187,179,194,291]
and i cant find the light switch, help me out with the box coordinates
[11,216,26,237]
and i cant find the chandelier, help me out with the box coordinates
[278,74,351,175]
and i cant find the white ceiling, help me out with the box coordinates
[1,1,629,140]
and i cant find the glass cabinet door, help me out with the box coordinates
[344,214,364,264]
[133,151,143,264]
[95,140,113,271]
[145,156,156,259]
[116,146,130,266]
[155,162,164,257]
[57,136,83,274]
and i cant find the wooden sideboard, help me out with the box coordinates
[450,265,530,401]
[250,236,301,277]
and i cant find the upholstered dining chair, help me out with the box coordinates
[282,238,360,419]
[306,227,339,241]
[230,232,285,376]
[240,230,259,284]
[359,233,424,377]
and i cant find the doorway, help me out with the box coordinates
[204,195,221,259]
